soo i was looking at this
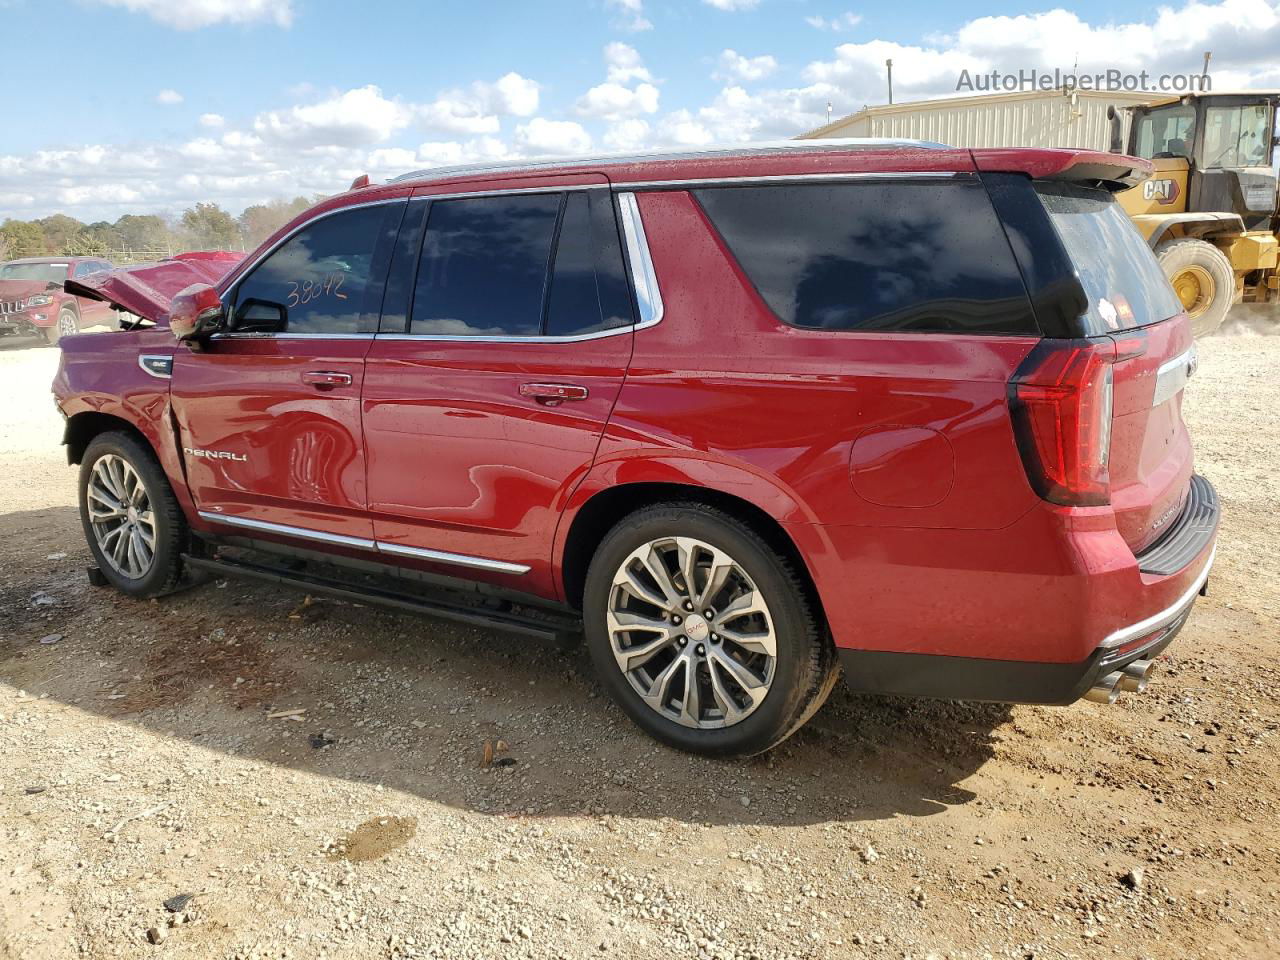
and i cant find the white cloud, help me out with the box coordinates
[806,12,863,32]
[417,72,540,135]
[198,113,226,128]
[717,49,778,82]
[254,86,414,147]
[605,42,653,83]
[513,118,592,155]
[155,89,184,105]
[577,82,660,119]
[606,0,652,32]
[88,0,294,29]
[603,118,652,151]
[703,0,758,10]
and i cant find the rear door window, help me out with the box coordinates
[694,179,1036,334]
[409,190,634,338]
[1035,182,1182,333]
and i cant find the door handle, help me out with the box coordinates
[302,370,353,388]
[519,382,589,405]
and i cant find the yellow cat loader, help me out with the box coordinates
[1109,91,1279,336]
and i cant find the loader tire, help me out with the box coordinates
[1156,238,1235,338]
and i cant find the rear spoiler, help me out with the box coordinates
[971,149,1152,192]
[64,251,244,323]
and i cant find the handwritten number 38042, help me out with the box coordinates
[286,272,347,308]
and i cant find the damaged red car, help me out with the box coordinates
[1,256,116,343]
[52,142,1219,757]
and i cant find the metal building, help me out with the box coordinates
[797,89,1159,151]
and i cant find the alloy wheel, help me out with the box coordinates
[87,454,156,579]
[607,536,777,729]
[58,312,78,339]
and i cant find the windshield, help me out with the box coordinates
[1133,105,1196,160]
[0,262,68,283]
[1036,182,1182,334]
[1204,104,1273,167]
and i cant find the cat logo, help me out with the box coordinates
[1142,178,1180,205]
[184,447,247,462]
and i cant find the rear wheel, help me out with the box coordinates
[1156,238,1235,338]
[78,432,187,597]
[583,503,836,757]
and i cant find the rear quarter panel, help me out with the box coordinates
[579,188,1040,531]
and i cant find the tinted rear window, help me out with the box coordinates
[1035,182,1182,333]
[694,180,1036,334]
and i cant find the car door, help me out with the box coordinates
[172,198,406,546]
[362,176,637,596]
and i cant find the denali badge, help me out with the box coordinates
[184,447,247,462]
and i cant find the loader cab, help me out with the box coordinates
[1118,93,1279,229]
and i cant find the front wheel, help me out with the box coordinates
[583,503,837,757]
[79,432,188,597]
[42,307,79,345]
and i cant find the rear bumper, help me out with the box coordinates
[837,556,1207,704]
[809,474,1220,704]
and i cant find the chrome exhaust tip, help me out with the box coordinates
[1084,670,1124,704]
[1118,659,1155,693]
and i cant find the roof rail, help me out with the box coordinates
[389,138,951,185]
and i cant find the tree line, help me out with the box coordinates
[0,195,325,264]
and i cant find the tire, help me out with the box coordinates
[1156,238,1235,338]
[583,503,836,757]
[42,307,79,345]
[78,431,188,598]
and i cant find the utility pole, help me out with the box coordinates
[826,101,832,125]
[886,59,894,105]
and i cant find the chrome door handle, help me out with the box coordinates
[301,371,353,388]
[519,382,589,405]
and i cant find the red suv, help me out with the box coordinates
[53,142,1219,756]
[1,256,116,343]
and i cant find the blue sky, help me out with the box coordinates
[2,0,1278,221]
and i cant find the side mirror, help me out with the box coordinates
[45,280,63,292]
[168,283,225,342]
[229,297,287,334]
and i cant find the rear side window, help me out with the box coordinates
[410,191,634,338]
[1035,182,1182,334]
[694,179,1036,334]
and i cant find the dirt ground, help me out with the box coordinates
[1,324,1278,960]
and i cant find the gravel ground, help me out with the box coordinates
[1,327,1278,960]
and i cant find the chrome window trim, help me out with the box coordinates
[377,541,531,575]
[616,191,664,328]
[137,354,173,379]
[210,332,376,341]
[1100,544,1215,649]
[196,511,530,575]
[1151,345,1196,407]
[413,183,609,202]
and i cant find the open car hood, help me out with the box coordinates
[63,251,244,324]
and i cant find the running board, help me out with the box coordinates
[181,553,581,643]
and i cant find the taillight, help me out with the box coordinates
[1009,339,1115,507]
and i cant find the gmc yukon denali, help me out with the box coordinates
[52,141,1220,757]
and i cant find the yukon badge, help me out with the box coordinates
[184,447,247,462]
